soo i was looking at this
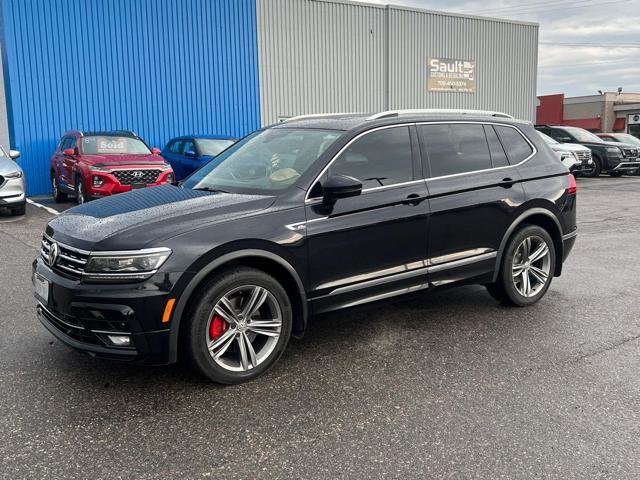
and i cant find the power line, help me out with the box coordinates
[539,59,633,68]
[467,0,594,15]
[540,42,640,48]
[465,0,630,16]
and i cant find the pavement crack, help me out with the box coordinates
[0,229,39,252]
[574,333,640,362]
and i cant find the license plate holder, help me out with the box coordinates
[33,274,50,303]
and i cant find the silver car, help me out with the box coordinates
[0,146,25,216]
[537,131,593,175]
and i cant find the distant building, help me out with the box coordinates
[537,92,640,138]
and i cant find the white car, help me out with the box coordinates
[0,147,25,216]
[537,131,593,175]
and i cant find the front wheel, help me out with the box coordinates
[486,225,556,307]
[582,156,601,178]
[52,174,67,203]
[183,267,293,384]
[75,176,89,204]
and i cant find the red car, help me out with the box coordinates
[50,130,174,204]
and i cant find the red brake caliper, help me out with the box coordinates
[209,315,228,340]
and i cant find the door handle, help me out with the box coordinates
[499,178,515,188]
[402,193,424,206]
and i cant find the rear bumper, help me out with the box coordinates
[562,229,577,262]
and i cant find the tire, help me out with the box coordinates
[609,171,623,177]
[582,155,601,178]
[183,267,293,384]
[10,202,26,216]
[486,225,556,307]
[75,175,89,204]
[51,174,67,202]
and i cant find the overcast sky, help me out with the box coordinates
[366,0,640,97]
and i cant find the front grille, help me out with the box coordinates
[574,150,592,164]
[41,235,89,280]
[111,169,161,185]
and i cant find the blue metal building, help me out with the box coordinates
[0,0,261,195]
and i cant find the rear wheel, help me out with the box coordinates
[52,174,67,202]
[486,225,556,307]
[184,267,293,384]
[583,155,601,178]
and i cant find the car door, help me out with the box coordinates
[181,139,200,178]
[52,137,68,184]
[164,140,185,180]
[418,122,529,286]
[305,124,430,314]
[60,136,78,187]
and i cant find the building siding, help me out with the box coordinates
[1,0,261,195]
[257,0,538,125]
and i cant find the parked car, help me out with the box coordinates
[535,125,639,177]
[536,131,593,175]
[162,135,236,181]
[0,146,25,215]
[596,133,640,174]
[50,130,174,204]
[34,111,577,384]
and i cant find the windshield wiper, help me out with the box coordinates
[192,186,230,194]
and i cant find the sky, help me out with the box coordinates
[366,0,640,97]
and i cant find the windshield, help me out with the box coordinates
[81,136,151,155]
[537,131,558,144]
[196,138,236,157]
[182,128,343,194]
[562,127,603,143]
[613,134,640,146]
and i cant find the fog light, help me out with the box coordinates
[92,175,104,187]
[107,335,131,346]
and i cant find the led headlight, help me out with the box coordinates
[4,170,23,179]
[605,146,622,154]
[83,248,171,281]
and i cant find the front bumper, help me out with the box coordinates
[612,160,640,172]
[32,257,185,365]
[86,170,174,198]
[0,176,26,206]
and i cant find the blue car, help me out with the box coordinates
[162,135,236,181]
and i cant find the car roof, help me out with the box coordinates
[169,135,237,141]
[273,112,530,132]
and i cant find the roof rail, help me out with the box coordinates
[366,109,514,121]
[281,113,359,123]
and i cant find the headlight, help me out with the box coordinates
[4,170,23,179]
[83,248,171,281]
[605,146,621,154]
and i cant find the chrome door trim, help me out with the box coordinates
[428,251,497,273]
[339,283,428,309]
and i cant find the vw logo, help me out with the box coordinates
[132,171,143,179]
[48,242,59,267]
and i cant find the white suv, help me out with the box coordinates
[0,147,25,216]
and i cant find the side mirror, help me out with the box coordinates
[151,147,161,155]
[9,149,20,160]
[63,148,76,156]
[184,149,197,158]
[322,175,362,203]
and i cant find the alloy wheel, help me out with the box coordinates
[206,285,282,372]
[52,177,59,197]
[511,235,551,298]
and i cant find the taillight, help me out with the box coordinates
[567,174,577,195]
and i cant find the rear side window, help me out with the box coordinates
[420,124,491,177]
[495,126,533,164]
[484,125,509,168]
[169,140,184,154]
[329,126,414,189]
[182,140,196,155]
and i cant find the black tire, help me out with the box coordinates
[609,171,623,177]
[51,174,67,202]
[10,202,26,216]
[183,267,293,384]
[583,155,601,178]
[75,175,89,204]
[486,225,556,307]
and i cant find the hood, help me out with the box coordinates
[82,153,167,167]
[0,156,23,176]
[550,143,590,153]
[46,185,276,251]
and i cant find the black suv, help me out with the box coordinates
[535,124,640,177]
[33,112,577,384]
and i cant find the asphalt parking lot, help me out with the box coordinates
[1,176,639,479]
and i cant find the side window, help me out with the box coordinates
[328,126,413,189]
[170,140,184,154]
[60,137,75,151]
[420,124,492,177]
[484,125,509,168]
[182,140,196,155]
[68,137,77,149]
[495,126,533,164]
[548,128,573,143]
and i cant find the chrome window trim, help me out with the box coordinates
[417,121,537,182]
[304,121,537,203]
